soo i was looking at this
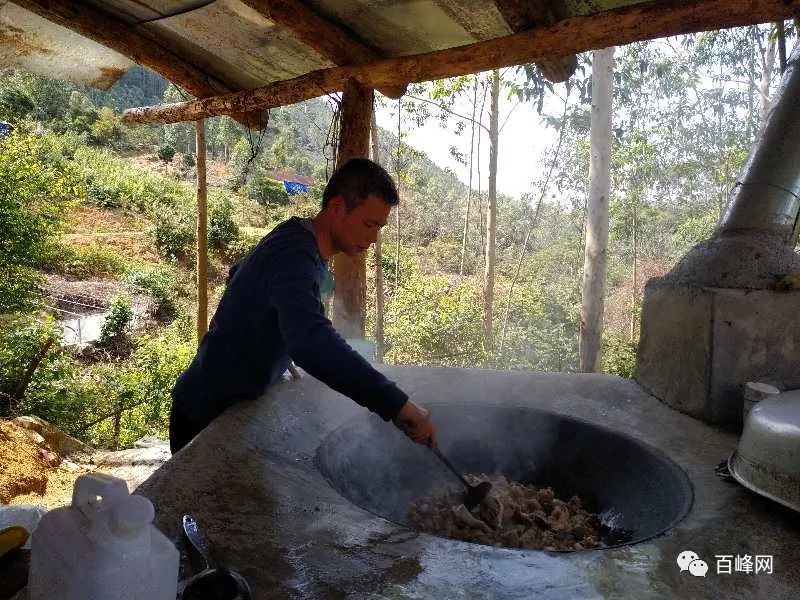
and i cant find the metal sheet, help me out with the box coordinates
[141,0,332,91]
[310,0,477,56]
[0,1,133,89]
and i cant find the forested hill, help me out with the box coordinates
[80,66,495,207]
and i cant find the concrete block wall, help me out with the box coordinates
[636,283,800,424]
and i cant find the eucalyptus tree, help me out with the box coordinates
[579,47,615,373]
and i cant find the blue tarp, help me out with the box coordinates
[0,122,13,139]
[283,180,309,195]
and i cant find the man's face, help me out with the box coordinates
[330,194,390,256]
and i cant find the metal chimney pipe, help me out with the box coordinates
[658,43,800,289]
[720,43,800,244]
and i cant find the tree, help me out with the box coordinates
[482,70,500,354]
[0,86,34,121]
[370,110,386,362]
[0,132,71,313]
[580,47,615,373]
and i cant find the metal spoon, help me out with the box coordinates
[431,447,492,510]
[180,514,251,600]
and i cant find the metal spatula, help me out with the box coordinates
[431,447,492,510]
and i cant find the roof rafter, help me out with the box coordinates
[123,0,800,125]
[492,0,577,82]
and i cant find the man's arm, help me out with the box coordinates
[268,249,407,421]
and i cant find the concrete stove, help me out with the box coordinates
[137,366,800,599]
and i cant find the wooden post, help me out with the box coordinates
[196,119,209,342]
[331,78,373,339]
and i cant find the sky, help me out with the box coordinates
[374,83,565,201]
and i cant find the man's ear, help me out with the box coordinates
[328,195,346,216]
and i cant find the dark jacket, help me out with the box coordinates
[172,217,407,428]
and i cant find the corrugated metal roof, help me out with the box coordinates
[0,0,784,98]
[0,0,652,93]
[0,1,132,89]
[141,0,332,90]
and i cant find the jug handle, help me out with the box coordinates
[72,473,128,513]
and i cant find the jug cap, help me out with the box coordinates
[111,495,155,538]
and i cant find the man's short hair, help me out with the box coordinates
[321,158,399,211]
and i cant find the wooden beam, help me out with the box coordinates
[492,0,577,82]
[331,78,373,339]
[196,119,209,343]
[238,0,405,98]
[123,0,800,124]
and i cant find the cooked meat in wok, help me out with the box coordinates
[408,475,601,551]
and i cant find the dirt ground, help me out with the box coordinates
[0,419,168,509]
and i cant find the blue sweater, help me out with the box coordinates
[172,217,408,425]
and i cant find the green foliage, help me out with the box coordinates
[66,91,98,135]
[44,243,128,278]
[71,145,189,211]
[1,314,194,448]
[81,327,194,447]
[249,174,290,206]
[673,211,718,257]
[0,131,74,312]
[0,87,34,121]
[98,295,133,349]
[124,265,179,320]
[208,192,240,251]
[88,107,126,148]
[225,228,263,262]
[150,204,196,260]
[0,315,85,425]
[157,144,176,165]
[384,266,486,367]
[601,335,638,379]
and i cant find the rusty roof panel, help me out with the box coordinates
[309,0,480,55]
[0,1,133,89]
[139,0,332,90]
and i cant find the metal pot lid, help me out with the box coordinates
[728,391,800,513]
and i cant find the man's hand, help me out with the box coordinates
[393,400,437,447]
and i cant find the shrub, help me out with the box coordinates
[88,107,125,148]
[45,244,128,278]
[124,266,178,320]
[0,87,35,121]
[601,334,638,379]
[0,131,73,312]
[1,314,194,449]
[208,192,240,251]
[249,174,290,206]
[225,228,263,262]
[0,315,87,429]
[150,205,196,260]
[383,267,485,367]
[158,144,176,165]
[98,295,133,351]
[71,145,190,212]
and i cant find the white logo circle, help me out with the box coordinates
[677,550,699,572]
[688,559,708,577]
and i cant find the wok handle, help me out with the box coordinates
[431,447,472,490]
[182,513,215,570]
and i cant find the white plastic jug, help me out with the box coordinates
[29,472,179,600]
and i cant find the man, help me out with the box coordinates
[170,158,437,453]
